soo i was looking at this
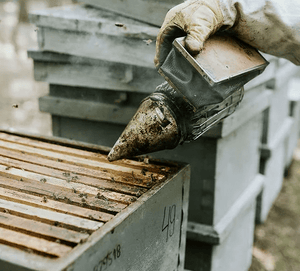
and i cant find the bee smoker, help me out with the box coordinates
[108,35,268,162]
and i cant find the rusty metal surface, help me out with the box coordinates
[108,35,268,161]
[174,35,268,84]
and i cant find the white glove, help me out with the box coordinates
[155,0,300,68]
[154,0,225,69]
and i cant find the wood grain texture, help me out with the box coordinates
[0,130,186,271]
[0,136,164,182]
[36,26,156,68]
[0,227,72,257]
[0,187,113,222]
[257,118,293,223]
[75,0,179,26]
[262,61,299,144]
[39,95,138,125]
[29,4,159,38]
[0,155,145,197]
[0,147,152,188]
[0,198,103,231]
[0,132,170,174]
[0,212,89,244]
[28,50,163,93]
[0,176,127,214]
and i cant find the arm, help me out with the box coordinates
[155,0,300,68]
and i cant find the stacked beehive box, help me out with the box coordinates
[256,60,299,223]
[0,130,190,271]
[28,4,164,147]
[28,2,300,271]
[285,78,300,172]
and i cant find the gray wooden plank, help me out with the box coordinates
[0,198,103,231]
[186,174,264,245]
[0,165,136,204]
[0,139,164,181]
[39,95,137,125]
[0,227,72,258]
[37,26,156,68]
[29,5,159,67]
[0,187,114,222]
[77,0,180,26]
[29,4,159,38]
[260,117,293,159]
[0,212,89,244]
[29,54,163,92]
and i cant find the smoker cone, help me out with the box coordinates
[107,98,180,162]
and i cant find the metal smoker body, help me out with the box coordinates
[108,35,269,161]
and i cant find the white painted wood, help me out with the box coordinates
[257,117,293,223]
[29,5,159,68]
[185,174,263,271]
[210,202,255,271]
[28,50,163,93]
[263,61,300,144]
[37,27,156,68]
[187,174,264,244]
[39,95,137,125]
[214,174,264,243]
[286,79,300,168]
[76,0,181,26]
[29,4,159,38]
[213,113,264,225]
[261,117,293,159]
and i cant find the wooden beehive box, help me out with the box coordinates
[28,50,163,94]
[29,5,159,68]
[0,131,190,271]
[185,174,264,271]
[258,117,293,223]
[256,60,299,223]
[285,78,300,170]
[77,0,181,26]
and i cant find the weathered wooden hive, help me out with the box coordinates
[28,3,300,271]
[0,131,190,271]
[77,0,181,26]
[257,60,299,223]
[286,78,300,170]
[30,5,159,68]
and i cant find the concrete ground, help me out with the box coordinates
[1,1,299,271]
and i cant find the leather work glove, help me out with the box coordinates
[154,0,225,69]
[155,0,300,68]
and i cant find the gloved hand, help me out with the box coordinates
[154,0,225,69]
[155,0,300,68]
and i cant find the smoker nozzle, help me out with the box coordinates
[107,83,184,162]
[107,82,245,162]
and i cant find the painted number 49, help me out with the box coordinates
[162,204,176,242]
